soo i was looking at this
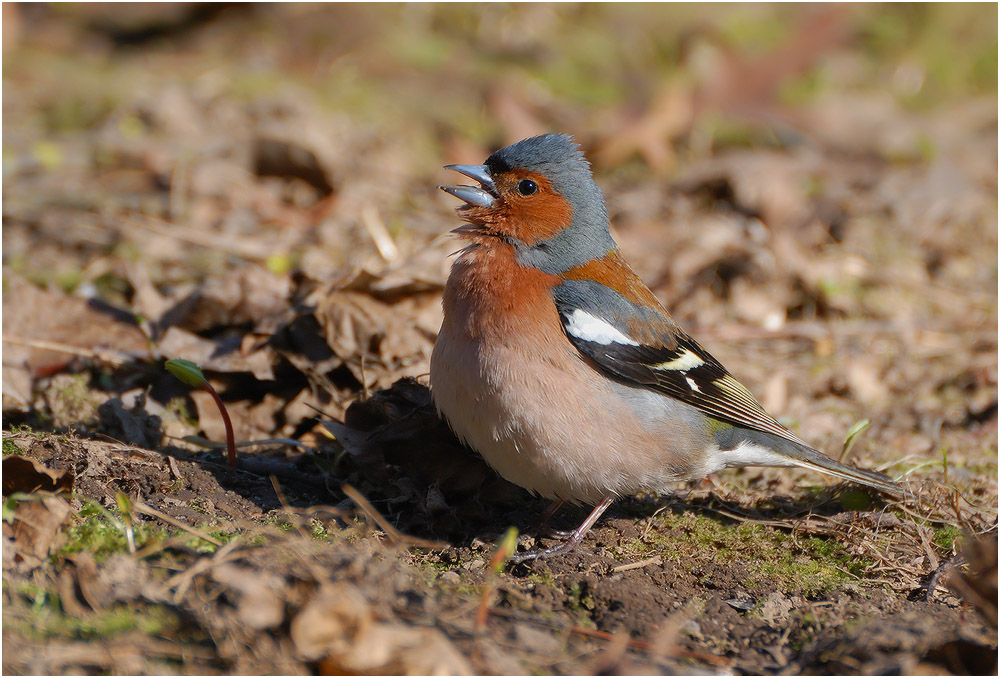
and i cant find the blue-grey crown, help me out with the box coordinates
[487,134,616,275]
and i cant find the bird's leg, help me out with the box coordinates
[509,495,614,563]
[527,498,567,537]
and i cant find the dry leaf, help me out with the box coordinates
[3,494,72,573]
[155,326,275,380]
[2,270,150,407]
[156,265,293,337]
[2,455,73,495]
[291,581,472,675]
[211,563,286,631]
[313,288,432,389]
[67,552,110,611]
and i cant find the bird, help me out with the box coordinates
[430,133,901,562]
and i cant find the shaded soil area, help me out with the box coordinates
[2,411,996,674]
[3,4,998,675]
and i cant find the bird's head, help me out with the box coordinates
[440,133,616,275]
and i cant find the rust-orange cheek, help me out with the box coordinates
[453,194,573,245]
[500,191,574,246]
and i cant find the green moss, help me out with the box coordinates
[265,514,296,532]
[186,498,212,515]
[309,519,343,541]
[641,511,876,597]
[566,581,597,612]
[206,528,242,545]
[932,525,962,553]
[410,558,480,600]
[2,438,23,456]
[58,502,167,562]
[8,583,180,641]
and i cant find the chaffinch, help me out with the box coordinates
[431,133,900,562]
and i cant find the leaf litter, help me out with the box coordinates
[2,4,997,675]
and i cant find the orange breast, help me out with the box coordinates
[442,242,566,348]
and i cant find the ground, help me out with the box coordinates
[2,4,997,675]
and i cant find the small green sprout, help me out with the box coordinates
[164,359,236,467]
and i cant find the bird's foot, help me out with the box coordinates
[508,495,614,564]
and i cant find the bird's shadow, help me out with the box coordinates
[297,378,895,550]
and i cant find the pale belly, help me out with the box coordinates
[430,326,712,504]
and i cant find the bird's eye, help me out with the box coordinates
[516,179,538,196]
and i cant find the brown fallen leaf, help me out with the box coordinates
[66,552,110,612]
[154,265,293,338]
[291,581,472,675]
[154,326,276,380]
[312,288,432,389]
[3,494,72,573]
[211,563,287,631]
[2,270,151,407]
[2,454,73,495]
[1,271,150,368]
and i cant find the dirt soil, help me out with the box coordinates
[2,5,998,675]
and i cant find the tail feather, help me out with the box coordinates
[715,426,904,496]
[784,444,902,496]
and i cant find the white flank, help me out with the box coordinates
[650,348,705,372]
[685,376,701,392]
[710,441,795,471]
[565,309,638,346]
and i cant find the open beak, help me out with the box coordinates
[439,164,497,208]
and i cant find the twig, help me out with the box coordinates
[180,435,311,451]
[1,333,135,366]
[610,555,662,573]
[485,608,727,666]
[360,203,399,263]
[133,501,224,547]
[924,555,964,602]
[166,455,184,481]
[341,483,448,550]
[270,475,309,538]
[917,525,941,571]
[833,565,861,580]
[164,538,243,602]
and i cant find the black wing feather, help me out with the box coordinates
[564,323,809,448]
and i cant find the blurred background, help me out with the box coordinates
[3,3,997,452]
[4,3,996,281]
[3,1,996,451]
[4,2,996,430]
